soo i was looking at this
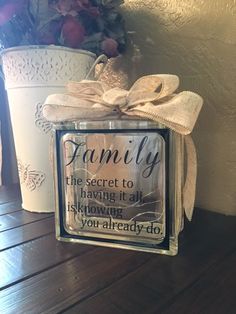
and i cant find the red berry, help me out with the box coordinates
[101,38,119,58]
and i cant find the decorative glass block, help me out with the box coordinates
[53,119,184,255]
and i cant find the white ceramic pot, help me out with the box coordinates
[1,45,107,212]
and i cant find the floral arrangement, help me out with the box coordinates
[0,0,126,57]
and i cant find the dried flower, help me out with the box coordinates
[0,1,25,26]
[0,0,126,57]
[50,0,77,16]
[62,15,85,48]
[101,38,119,58]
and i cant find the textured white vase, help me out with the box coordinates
[1,45,106,212]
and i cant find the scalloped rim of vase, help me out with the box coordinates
[1,45,97,58]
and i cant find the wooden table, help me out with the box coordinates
[0,184,236,314]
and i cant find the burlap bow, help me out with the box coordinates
[43,74,203,221]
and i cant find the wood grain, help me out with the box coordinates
[161,249,236,314]
[0,233,92,290]
[0,184,21,204]
[0,216,54,251]
[0,185,236,314]
[0,210,52,232]
[0,201,22,215]
[0,248,151,314]
[63,210,236,314]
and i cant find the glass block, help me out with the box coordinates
[53,119,184,255]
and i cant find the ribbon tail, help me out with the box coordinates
[126,91,203,135]
[183,135,197,221]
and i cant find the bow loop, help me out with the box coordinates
[129,74,179,100]
[102,88,128,107]
[127,90,160,107]
[67,80,109,96]
[127,91,203,135]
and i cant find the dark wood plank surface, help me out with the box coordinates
[0,184,21,205]
[0,201,22,215]
[0,216,54,251]
[62,210,236,314]
[0,184,236,314]
[0,209,52,232]
[161,250,236,314]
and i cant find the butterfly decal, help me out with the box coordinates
[18,160,46,191]
[35,102,52,134]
